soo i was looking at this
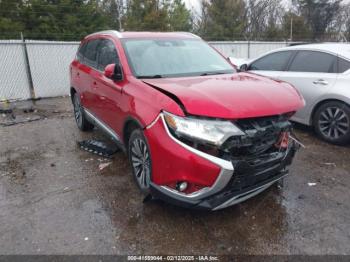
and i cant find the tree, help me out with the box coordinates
[282,12,311,41]
[123,0,192,32]
[295,0,342,40]
[199,0,246,41]
[0,0,25,38]
[245,0,285,40]
[102,0,125,31]
[168,0,192,31]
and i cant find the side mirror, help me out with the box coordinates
[227,57,238,70]
[104,63,123,81]
[240,64,248,72]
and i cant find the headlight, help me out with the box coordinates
[163,111,245,146]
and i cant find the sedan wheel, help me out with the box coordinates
[128,130,151,193]
[314,102,350,145]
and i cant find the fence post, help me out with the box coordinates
[21,32,36,100]
[247,40,251,59]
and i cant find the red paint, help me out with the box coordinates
[70,32,304,192]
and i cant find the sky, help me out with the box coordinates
[184,0,350,12]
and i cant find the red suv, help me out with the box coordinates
[70,31,304,210]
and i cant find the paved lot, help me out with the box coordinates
[0,97,350,255]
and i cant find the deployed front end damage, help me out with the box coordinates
[200,114,300,210]
[148,112,301,210]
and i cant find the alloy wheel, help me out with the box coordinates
[73,95,83,127]
[130,138,151,190]
[318,106,350,140]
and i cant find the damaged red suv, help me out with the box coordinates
[70,31,304,210]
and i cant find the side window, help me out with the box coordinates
[84,39,100,68]
[77,42,87,63]
[249,51,293,71]
[338,57,350,73]
[97,39,120,71]
[289,51,337,73]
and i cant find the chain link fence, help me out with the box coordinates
[0,40,294,101]
[0,40,32,101]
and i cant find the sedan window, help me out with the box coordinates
[249,51,293,71]
[338,57,350,73]
[288,51,337,73]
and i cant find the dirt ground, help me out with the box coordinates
[0,97,349,255]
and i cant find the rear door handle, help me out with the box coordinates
[313,79,328,85]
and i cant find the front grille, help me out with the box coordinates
[220,114,292,158]
[219,114,294,192]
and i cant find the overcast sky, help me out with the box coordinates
[184,0,350,12]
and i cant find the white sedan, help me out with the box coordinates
[235,43,350,145]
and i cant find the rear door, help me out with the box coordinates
[278,50,338,124]
[77,39,101,112]
[247,51,294,79]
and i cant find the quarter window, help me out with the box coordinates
[77,42,87,63]
[249,51,293,71]
[338,57,350,73]
[289,51,336,73]
[97,39,120,71]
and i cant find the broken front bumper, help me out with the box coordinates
[150,140,298,211]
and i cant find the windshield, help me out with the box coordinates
[122,39,235,78]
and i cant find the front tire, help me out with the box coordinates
[72,93,94,131]
[128,129,152,194]
[314,101,350,145]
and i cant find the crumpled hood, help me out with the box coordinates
[142,73,304,119]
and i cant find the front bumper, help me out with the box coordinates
[150,143,295,210]
[146,113,298,211]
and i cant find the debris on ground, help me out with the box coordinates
[78,140,119,158]
[0,115,42,126]
[0,108,13,114]
[23,108,35,113]
[308,182,317,187]
[98,162,112,171]
[323,162,336,167]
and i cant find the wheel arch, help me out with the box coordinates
[122,117,144,153]
[70,87,77,103]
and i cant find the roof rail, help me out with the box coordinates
[177,32,201,39]
[85,30,123,39]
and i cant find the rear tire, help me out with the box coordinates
[72,93,94,131]
[128,129,152,194]
[313,101,350,145]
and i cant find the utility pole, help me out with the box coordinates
[290,17,293,42]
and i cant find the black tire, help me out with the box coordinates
[128,129,152,194]
[72,93,94,131]
[313,101,350,145]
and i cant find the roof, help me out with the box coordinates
[280,43,350,60]
[85,30,201,40]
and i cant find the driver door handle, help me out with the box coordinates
[313,79,328,85]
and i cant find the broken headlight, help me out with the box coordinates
[163,111,245,146]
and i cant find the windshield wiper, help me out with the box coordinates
[200,72,226,76]
[137,75,163,79]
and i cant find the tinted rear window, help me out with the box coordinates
[289,51,336,73]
